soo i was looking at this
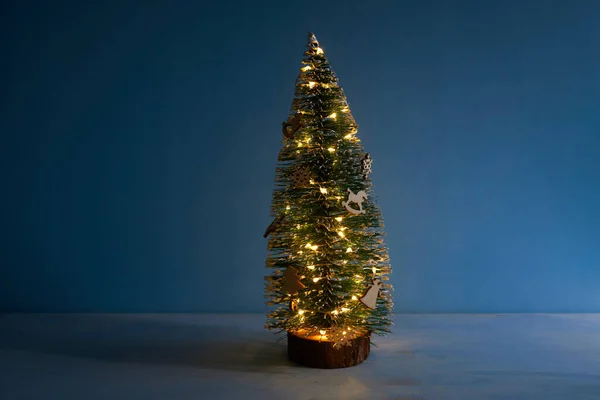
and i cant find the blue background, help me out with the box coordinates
[2,0,599,313]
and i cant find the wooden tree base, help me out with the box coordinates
[287,331,370,369]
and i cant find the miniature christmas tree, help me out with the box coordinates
[264,32,393,368]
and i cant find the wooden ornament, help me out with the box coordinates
[359,279,383,309]
[283,267,305,295]
[290,166,312,188]
[263,215,285,238]
[342,188,367,215]
[282,113,303,139]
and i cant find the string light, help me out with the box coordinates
[346,247,353,253]
[307,265,315,269]
[301,65,312,71]
[286,206,291,210]
[320,187,328,194]
[313,277,320,283]
[337,231,345,238]
[352,295,358,301]
[335,217,343,222]
[298,310,305,315]
[316,48,324,54]
[327,147,335,153]
[308,81,317,88]
[344,133,353,139]
[327,113,337,119]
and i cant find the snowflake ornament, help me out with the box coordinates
[361,153,372,180]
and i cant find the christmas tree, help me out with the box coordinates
[264,32,393,368]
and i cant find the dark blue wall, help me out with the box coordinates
[2,0,599,313]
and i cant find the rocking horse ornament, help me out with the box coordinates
[342,188,368,215]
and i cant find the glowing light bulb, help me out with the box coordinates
[341,107,349,112]
[327,147,335,153]
[327,113,337,119]
[344,134,353,139]
[297,142,303,147]
[309,179,315,184]
[352,295,358,301]
[301,65,312,71]
[312,277,320,283]
[320,187,328,194]
[335,217,343,222]
[298,310,305,315]
[307,265,315,270]
[346,247,353,253]
[308,81,317,88]
[337,231,345,238]
[332,310,338,315]
[316,48,324,54]
[372,267,378,274]
[286,205,291,210]
[341,308,349,313]
[319,330,326,335]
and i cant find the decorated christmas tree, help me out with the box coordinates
[264,32,393,368]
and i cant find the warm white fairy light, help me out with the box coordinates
[346,247,353,253]
[327,147,335,152]
[313,277,320,283]
[351,295,358,300]
[308,81,317,88]
[305,243,318,251]
[286,205,291,210]
[316,47,324,54]
[344,133,353,139]
[307,265,315,270]
[298,309,305,315]
[327,113,337,119]
[337,231,345,238]
[309,179,315,184]
[301,65,312,71]
[335,217,343,222]
[320,187,328,194]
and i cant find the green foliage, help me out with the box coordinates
[265,33,393,345]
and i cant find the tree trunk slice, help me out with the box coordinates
[287,331,371,369]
